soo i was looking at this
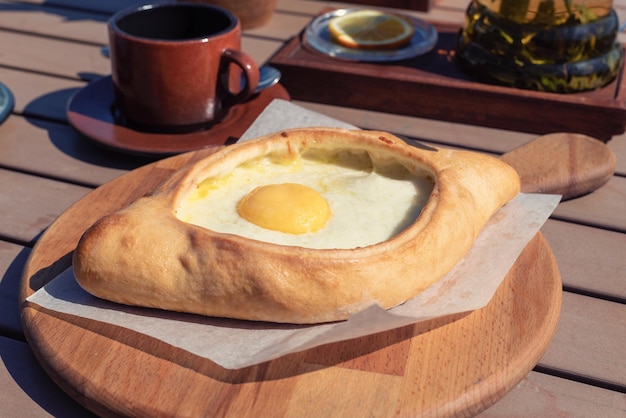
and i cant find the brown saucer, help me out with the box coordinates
[67,76,290,157]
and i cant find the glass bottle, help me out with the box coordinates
[457,0,623,93]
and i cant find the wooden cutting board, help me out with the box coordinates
[500,132,616,200]
[20,148,562,417]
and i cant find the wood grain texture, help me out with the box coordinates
[478,371,626,418]
[20,149,561,417]
[500,133,616,200]
[296,100,537,152]
[0,1,108,44]
[0,1,623,417]
[5,0,145,15]
[0,168,92,244]
[553,176,626,233]
[0,336,97,418]
[0,242,29,338]
[337,0,434,11]
[608,134,626,175]
[0,67,85,118]
[0,29,109,81]
[542,219,626,299]
[539,293,626,388]
[0,116,143,187]
[270,20,626,141]
[296,101,626,178]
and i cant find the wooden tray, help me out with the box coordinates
[338,0,433,11]
[20,148,562,417]
[270,19,626,142]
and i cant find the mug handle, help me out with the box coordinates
[221,49,260,107]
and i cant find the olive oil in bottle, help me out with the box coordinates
[457,0,623,92]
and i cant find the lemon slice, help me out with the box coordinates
[328,9,415,50]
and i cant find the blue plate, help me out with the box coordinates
[304,9,438,62]
[0,81,14,124]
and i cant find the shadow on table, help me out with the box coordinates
[0,247,30,341]
[22,86,158,177]
[1,339,99,417]
[0,0,148,21]
[0,247,99,417]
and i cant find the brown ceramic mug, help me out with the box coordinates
[108,2,260,132]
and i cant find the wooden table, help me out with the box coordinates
[0,0,624,416]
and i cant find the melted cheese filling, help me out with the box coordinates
[176,149,434,249]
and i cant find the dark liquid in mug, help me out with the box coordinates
[114,5,234,40]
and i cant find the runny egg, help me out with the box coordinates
[237,183,331,234]
[175,148,434,249]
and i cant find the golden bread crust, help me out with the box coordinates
[73,128,520,323]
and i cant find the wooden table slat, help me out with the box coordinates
[0,336,97,417]
[608,134,626,175]
[0,67,85,119]
[0,168,92,244]
[296,101,538,153]
[0,116,147,186]
[478,371,626,418]
[7,0,144,15]
[538,292,626,388]
[542,219,626,300]
[0,1,624,416]
[0,28,109,81]
[0,0,108,44]
[553,176,626,233]
[0,241,29,338]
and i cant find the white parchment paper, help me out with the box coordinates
[27,100,561,369]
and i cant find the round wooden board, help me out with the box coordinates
[20,148,562,418]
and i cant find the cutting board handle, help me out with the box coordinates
[500,133,616,201]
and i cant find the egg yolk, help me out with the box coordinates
[237,183,331,234]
